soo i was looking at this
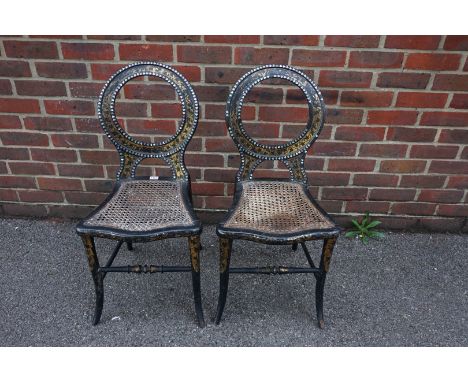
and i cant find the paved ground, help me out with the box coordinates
[0,217,466,346]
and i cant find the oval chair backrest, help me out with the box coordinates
[225,65,326,185]
[98,62,199,180]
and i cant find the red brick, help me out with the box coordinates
[310,141,356,156]
[432,74,468,91]
[396,92,448,108]
[0,161,7,173]
[192,85,230,102]
[264,35,319,46]
[291,50,346,67]
[178,45,231,64]
[319,70,372,88]
[15,80,67,97]
[429,161,468,174]
[151,103,182,118]
[286,88,338,105]
[9,162,55,175]
[384,36,440,50]
[0,131,49,146]
[450,94,468,109]
[307,172,350,186]
[400,175,446,189]
[387,127,437,142]
[18,190,63,203]
[58,164,104,178]
[0,189,18,201]
[335,126,386,141]
[329,108,365,124]
[114,102,148,117]
[370,188,416,202]
[243,123,280,139]
[438,204,468,217]
[367,110,418,125]
[377,73,430,89]
[144,35,199,42]
[461,147,468,160]
[318,200,343,213]
[195,121,227,137]
[44,100,95,116]
[119,43,172,61]
[204,138,237,152]
[304,158,325,171]
[340,91,393,107]
[69,82,104,98]
[438,129,468,144]
[346,201,390,214]
[75,118,100,133]
[205,35,260,44]
[204,196,232,209]
[324,35,380,48]
[30,35,82,39]
[380,160,426,173]
[37,177,83,191]
[0,98,40,113]
[418,189,464,203]
[84,179,114,193]
[90,64,124,80]
[1,204,48,217]
[359,143,408,158]
[172,65,201,82]
[64,191,107,205]
[234,47,289,65]
[0,176,36,190]
[24,117,73,131]
[353,174,399,187]
[258,106,308,122]
[328,159,375,172]
[86,35,140,40]
[62,42,114,60]
[420,112,468,127]
[0,147,29,160]
[185,153,224,168]
[205,67,246,84]
[30,148,77,163]
[443,36,468,51]
[244,87,284,104]
[405,53,461,70]
[204,169,237,183]
[0,60,32,77]
[0,115,22,129]
[4,40,58,59]
[123,83,176,100]
[191,182,225,196]
[35,62,88,79]
[349,51,403,68]
[321,187,368,201]
[410,145,458,159]
[0,79,12,95]
[205,104,253,120]
[51,134,99,148]
[79,150,117,165]
[391,202,436,216]
[447,176,468,189]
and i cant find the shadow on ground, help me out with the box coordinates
[0,218,466,346]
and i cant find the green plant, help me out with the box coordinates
[345,212,384,244]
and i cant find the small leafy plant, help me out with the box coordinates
[345,212,384,244]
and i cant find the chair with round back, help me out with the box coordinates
[216,65,342,328]
[76,62,205,327]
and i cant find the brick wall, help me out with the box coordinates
[0,35,467,231]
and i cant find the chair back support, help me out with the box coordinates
[98,62,199,180]
[225,65,326,184]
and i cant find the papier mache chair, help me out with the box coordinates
[215,65,342,328]
[76,62,205,327]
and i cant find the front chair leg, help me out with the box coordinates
[316,237,337,329]
[80,235,104,325]
[188,236,205,328]
[215,237,233,325]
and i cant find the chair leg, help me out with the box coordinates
[126,240,133,251]
[80,235,104,325]
[316,237,337,329]
[188,236,205,328]
[292,242,298,251]
[215,237,233,325]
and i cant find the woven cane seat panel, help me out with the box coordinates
[83,180,195,232]
[224,181,334,234]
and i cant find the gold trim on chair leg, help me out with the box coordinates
[188,235,205,328]
[316,237,337,329]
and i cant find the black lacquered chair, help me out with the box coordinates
[76,62,205,327]
[215,65,342,328]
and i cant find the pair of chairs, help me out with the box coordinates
[76,62,341,329]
